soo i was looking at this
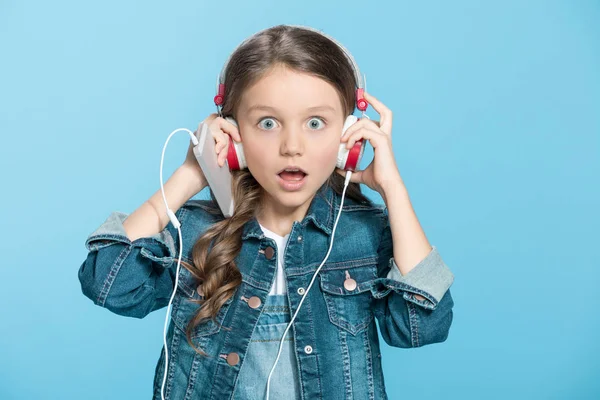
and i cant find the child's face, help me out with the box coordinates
[236,64,346,213]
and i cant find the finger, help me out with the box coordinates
[342,117,381,139]
[341,118,368,139]
[219,136,230,167]
[215,140,225,154]
[363,92,389,113]
[209,121,230,149]
[219,149,226,167]
[219,118,242,143]
[363,92,393,135]
[202,113,216,125]
[346,133,366,150]
[342,126,380,148]
[343,128,366,149]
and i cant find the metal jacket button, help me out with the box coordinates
[227,352,239,366]
[196,285,204,296]
[344,278,357,291]
[248,296,261,309]
[264,246,275,260]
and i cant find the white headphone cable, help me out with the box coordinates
[265,169,353,400]
[158,128,198,400]
[265,105,370,399]
[154,124,367,400]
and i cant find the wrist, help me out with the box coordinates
[176,166,207,196]
[380,175,406,197]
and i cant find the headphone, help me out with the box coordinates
[158,25,370,400]
[214,24,370,173]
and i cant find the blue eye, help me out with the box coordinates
[257,116,326,131]
[258,117,277,130]
[308,117,326,130]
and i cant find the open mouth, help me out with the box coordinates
[276,170,308,191]
[277,170,307,181]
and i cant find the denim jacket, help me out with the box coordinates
[78,184,455,399]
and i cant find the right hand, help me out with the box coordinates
[182,113,243,179]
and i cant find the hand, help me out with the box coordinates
[335,92,402,195]
[183,113,243,178]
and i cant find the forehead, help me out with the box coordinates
[239,65,343,115]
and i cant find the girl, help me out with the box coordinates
[79,24,455,400]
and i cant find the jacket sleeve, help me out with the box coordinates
[371,206,455,348]
[78,207,185,319]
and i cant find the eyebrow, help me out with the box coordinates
[246,104,336,114]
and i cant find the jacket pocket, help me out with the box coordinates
[318,264,376,335]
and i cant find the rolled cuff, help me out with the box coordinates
[374,245,455,310]
[84,211,177,268]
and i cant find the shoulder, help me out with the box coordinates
[175,199,225,232]
[334,191,386,217]
[333,193,388,236]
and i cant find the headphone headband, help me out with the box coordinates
[214,24,368,113]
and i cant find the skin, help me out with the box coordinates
[233,63,347,237]
[210,66,431,301]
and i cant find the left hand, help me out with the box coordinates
[335,91,402,195]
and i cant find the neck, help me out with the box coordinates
[256,191,316,237]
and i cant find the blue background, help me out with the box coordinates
[1,0,598,399]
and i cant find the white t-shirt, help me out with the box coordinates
[258,223,290,295]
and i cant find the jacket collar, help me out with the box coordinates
[242,183,336,240]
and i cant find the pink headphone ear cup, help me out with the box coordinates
[337,115,365,171]
[224,117,247,170]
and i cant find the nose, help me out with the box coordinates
[279,126,304,157]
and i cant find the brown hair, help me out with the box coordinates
[181,24,373,357]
